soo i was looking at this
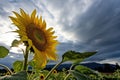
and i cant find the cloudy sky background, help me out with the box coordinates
[0,0,120,67]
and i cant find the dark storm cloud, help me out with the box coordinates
[45,0,120,62]
[74,0,120,61]
[0,8,7,16]
[74,0,120,55]
[57,42,86,54]
[0,2,11,19]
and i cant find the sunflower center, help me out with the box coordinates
[26,23,47,51]
[34,30,45,44]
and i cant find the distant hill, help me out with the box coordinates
[44,62,118,72]
[44,63,72,71]
[0,62,12,69]
[81,62,115,69]
[0,62,119,73]
[81,62,117,72]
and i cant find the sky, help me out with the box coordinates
[0,0,120,68]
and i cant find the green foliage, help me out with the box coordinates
[69,70,90,80]
[113,69,120,79]
[0,71,27,80]
[11,39,22,47]
[13,61,23,72]
[43,50,97,80]
[0,46,9,58]
[62,50,97,64]
[74,65,99,75]
[0,48,99,80]
[28,60,35,68]
[74,65,100,80]
[28,60,43,70]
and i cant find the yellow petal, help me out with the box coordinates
[47,27,53,32]
[42,20,46,29]
[9,16,18,24]
[9,16,26,30]
[46,50,57,60]
[13,11,22,19]
[39,16,42,24]
[31,9,36,20]
[33,47,47,68]
[20,8,27,17]
[35,16,39,25]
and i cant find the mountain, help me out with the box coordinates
[81,62,117,72]
[0,62,119,73]
[44,62,118,72]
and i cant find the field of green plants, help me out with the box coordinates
[0,50,120,80]
[0,65,120,80]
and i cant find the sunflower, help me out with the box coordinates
[9,9,58,68]
[53,69,57,74]
[40,74,45,80]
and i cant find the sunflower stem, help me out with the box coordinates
[23,46,29,71]
[64,64,74,80]
[45,61,63,80]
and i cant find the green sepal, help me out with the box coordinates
[11,39,22,47]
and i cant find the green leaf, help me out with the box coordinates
[28,60,35,68]
[74,65,99,76]
[13,60,23,72]
[0,71,27,80]
[28,60,43,70]
[11,39,22,47]
[69,70,90,80]
[0,46,9,58]
[62,50,97,63]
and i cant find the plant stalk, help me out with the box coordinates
[64,64,74,80]
[23,46,29,71]
[45,61,63,80]
[0,64,13,75]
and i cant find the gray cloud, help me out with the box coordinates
[73,0,120,58]
[0,52,24,68]
[0,42,10,50]
[43,0,120,63]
